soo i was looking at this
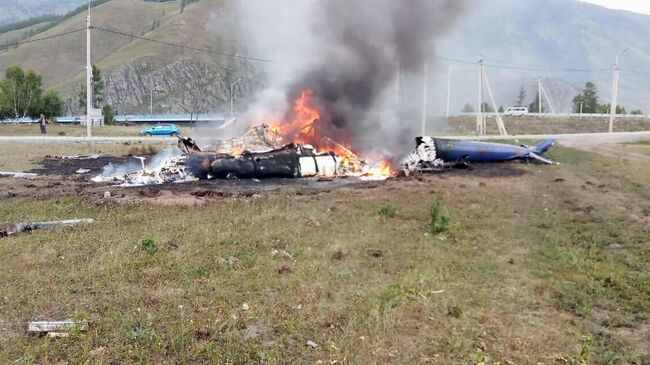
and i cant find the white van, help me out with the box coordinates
[504,107,529,117]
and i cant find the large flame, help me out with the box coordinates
[271,89,393,179]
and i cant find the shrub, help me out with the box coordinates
[140,238,157,254]
[429,194,449,234]
[377,205,397,218]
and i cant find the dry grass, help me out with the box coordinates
[0,143,648,364]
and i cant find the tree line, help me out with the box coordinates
[0,66,63,120]
[461,82,643,115]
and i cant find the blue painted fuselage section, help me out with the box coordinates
[434,139,555,162]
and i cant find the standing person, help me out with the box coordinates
[39,113,47,135]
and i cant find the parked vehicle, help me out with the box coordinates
[139,124,180,136]
[504,107,529,117]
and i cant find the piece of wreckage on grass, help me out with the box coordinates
[402,137,557,175]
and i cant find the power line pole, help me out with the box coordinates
[477,56,485,135]
[85,0,92,137]
[230,78,241,119]
[539,80,556,114]
[421,60,429,136]
[538,79,542,114]
[609,49,627,133]
[482,68,508,135]
[446,66,452,118]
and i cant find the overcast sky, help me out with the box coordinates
[582,0,650,15]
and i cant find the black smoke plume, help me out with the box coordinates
[284,0,466,155]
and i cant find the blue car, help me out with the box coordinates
[140,124,181,137]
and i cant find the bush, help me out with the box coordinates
[429,194,449,235]
[377,205,397,218]
[140,238,157,254]
[57,131,66,136]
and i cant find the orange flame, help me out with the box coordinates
[271,89,395,178]
[273,89,321,145]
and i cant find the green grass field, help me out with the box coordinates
[0,142,648,364]
[0,124,144,137]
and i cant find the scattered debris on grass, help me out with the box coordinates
[0,171,38,179]
[0,218,95,238]
[27,320,87,337]
[271,249,294,259]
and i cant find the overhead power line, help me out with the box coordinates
[0,28,86,50]
[435,56,610,73]
[91,26,276,64]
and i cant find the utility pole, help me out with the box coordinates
[609,48,627,133]
[477,56,485,135]
[446,66,452,118]
[476,57,507,136]
[538,79,542,114]
[539,80,557,114]
[85,0,92,137]
[483,67,508,135]
[579,102,584,118]
[421,61,429,136]
[230,78,241,119]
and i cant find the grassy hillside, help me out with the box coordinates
[0,0,86,26]
[0,0,178,89]
[0,0,255,114]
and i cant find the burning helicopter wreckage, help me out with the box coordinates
[90,90,557,187]
[90,125,557,188]
[91,124,393,187]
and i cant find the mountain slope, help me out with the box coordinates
[0,0,258,114]
[0,0,86,26]
[433,0,650,113]
[2,0,650,115]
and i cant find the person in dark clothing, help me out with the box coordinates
[39,114,47,134]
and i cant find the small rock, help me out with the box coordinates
[227,256,240,266]
[331,250,345,261]
[278,264,292,274]
[306,340,319,348]
[241,303,249,311]
[103,191,111,199]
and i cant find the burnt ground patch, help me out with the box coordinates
[28,155,154,177]
[2,155,531,204]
